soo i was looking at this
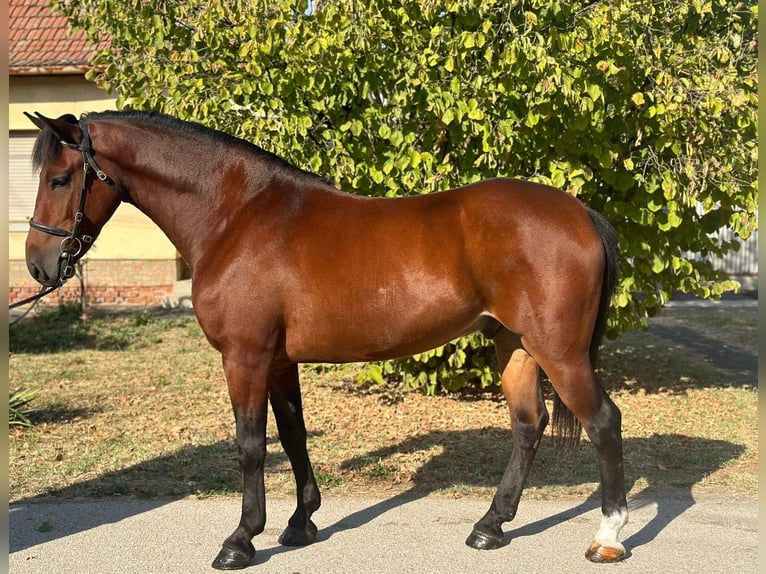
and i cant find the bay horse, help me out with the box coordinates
[22,110,626,569]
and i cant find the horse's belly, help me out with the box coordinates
[284,289,484,363]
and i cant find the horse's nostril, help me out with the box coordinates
[28,261,50,283]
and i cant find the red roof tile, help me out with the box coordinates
[10,0,102,73]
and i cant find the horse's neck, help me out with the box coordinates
[103,125,264,274]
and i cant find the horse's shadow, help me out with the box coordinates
[315,430,743,555]
[9,429,744,563]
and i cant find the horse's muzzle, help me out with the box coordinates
[27,260,57,287]
[26,246,66,287]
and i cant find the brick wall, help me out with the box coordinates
[9,259,177,306]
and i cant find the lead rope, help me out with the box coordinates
[8,283,62,327]
[10,293,44,326]
[9,285,60,310]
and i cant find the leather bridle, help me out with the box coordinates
[10,116,126,309]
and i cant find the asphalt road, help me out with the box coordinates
[9,492,758,574]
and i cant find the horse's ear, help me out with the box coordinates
[24,112,81,147]
[24,111,47,131]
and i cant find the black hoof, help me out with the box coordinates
[465,529,503,550]
[211,541,256,570]
[279,520,318,546]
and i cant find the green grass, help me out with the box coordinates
[9,387,38,427]
[8,303,758,503]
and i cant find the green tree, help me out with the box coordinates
[56,0,757,391]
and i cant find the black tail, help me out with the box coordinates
[552,207,619,447]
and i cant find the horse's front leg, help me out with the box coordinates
[212,356,270,571]
[268,363,321,546]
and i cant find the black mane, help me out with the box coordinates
[33,109,331,187]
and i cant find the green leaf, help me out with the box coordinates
[615,292,630,308]
[364,364,385,385]
[667,211,682,228]
[467,108,484,120]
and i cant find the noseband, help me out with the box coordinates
[11,117,125,310]
[29,116,125,282]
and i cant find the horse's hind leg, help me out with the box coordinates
[466,329,549,549]
[527,344,628,562]
[268,363,321,546]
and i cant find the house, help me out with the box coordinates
[9,0,185,306]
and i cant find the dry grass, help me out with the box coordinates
[8,302,757,504]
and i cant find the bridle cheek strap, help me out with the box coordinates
[78,118,125,200]
[29,159,95,282]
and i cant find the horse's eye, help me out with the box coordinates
[51,176,70,189]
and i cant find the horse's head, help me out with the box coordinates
[24,112,123,287]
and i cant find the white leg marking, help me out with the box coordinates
[593,508,629,551]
